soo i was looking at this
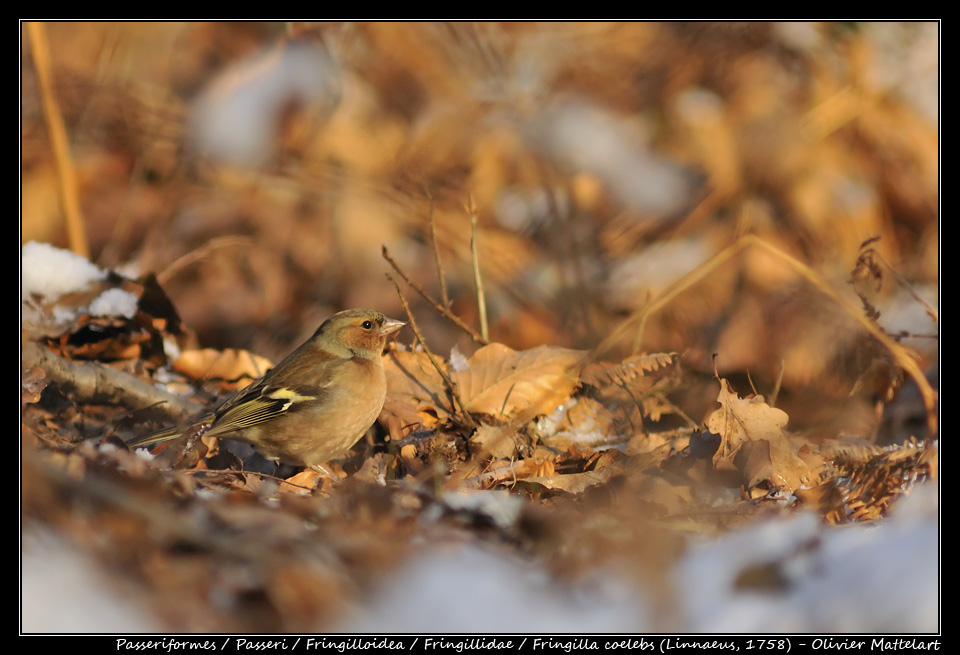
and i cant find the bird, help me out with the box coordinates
[127,308,405,472]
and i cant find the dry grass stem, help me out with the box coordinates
[467,197,489,342]
[424,186,451,310]
[26,21,89,258]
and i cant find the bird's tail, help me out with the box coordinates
[126,424,188,448]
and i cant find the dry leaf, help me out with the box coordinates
[470,423,520,460]
[536,396,620,447]
[580,352,676,388]
[534,351,681,449]
[282,469,323,494]
[21,366,49,407]
[520,466,622,494]
[800,437,938,523]
[454,343,585,421]
[459,456,556,489]
[706,378,812,492]
[173,348,274,390]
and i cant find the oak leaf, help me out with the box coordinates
[706,378,812,492]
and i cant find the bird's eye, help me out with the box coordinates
[361,320,374,330]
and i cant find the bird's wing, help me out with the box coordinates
[127,350,347,446]
[204,365,343,437]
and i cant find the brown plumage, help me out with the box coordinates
[128,309,405,471]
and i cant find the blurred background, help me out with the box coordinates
[21,21,938,441]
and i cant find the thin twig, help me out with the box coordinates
[386,273,476,428]
[424,185,451,309]
[27,22,88,258]
[871,247,939,325]
[467,197,489,342]
[381,245,488,345]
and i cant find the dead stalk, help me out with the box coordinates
[424,185,451,309]
[27,22,89,258]
[467,197,489,342]
[381,245,488,345]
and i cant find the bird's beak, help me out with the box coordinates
[382,318,406,336]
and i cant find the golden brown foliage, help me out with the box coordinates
[22,22,938,632]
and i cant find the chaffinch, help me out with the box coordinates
[128,309,405,472]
